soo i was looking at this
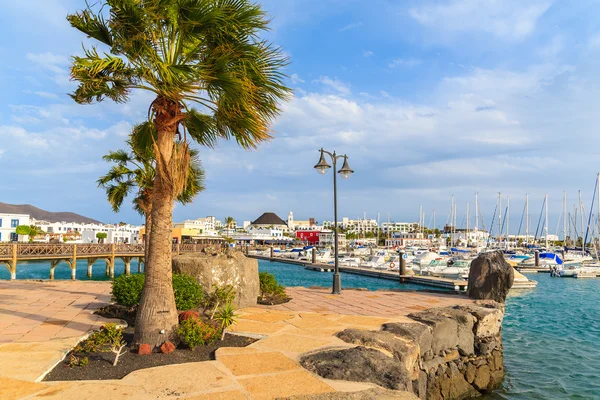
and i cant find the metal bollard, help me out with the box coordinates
[312,248,316,264]
[534,250,540,267]
[399,251,407,282]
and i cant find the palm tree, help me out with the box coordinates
[98,123,205,263]
[68,1,290,346]
[224,216,235,235]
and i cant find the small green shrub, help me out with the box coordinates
[112,273,204,310]
[112,274,145,307]
[173,274,204,310]
[74,323,124,353]
[214,301,238,340]
[202,285,236,319]
[68,354,88,368]
[178,318,221,349]
[259,272,286,295]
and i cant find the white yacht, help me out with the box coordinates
[438,260,471,280]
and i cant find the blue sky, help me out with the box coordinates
[1,0,600,234]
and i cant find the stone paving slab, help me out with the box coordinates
[0,281,474,399]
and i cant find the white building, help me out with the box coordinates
[323,217,379,234]
[381,222,419,235]
[287,212,320,231]
[0,213,30,242]
[34,220,142,244]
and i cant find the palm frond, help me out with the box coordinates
[105,181,134,213]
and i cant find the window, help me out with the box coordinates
[0,218,2,227]
[11,219,19,228]
[10,232,17,241]
[0,232,2,241]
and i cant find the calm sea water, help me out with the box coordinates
[0,258,142,281]
[2,259,599,399]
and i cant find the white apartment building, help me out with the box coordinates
[34,220,142,244]
[381,222,420,235]
[0,213,30,242]
[323,217,379,234]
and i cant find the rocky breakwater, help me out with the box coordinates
[300,301,504,399]
[301,251,513,399]
[172,248,259,308]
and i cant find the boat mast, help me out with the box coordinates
[579,190,584,251]
[475,192,479,231]
[466,202,470,247]
[451,195,454,247]
[377,212,380,247]
[597,173,600,250]
[525,194,529,247]
[545,194,549,249]
[507,196,510,250]
[498,192,502,248]
[563,191,567,246]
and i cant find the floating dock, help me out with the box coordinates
[248,255,468,292]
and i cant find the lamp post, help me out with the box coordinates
[314,148,354,294]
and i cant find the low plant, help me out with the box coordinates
[214,301,238,340]
[112,273,204,310]
[258,272,288,304]
[172,274,204,311]
[68,354,88,368]
[177,317,221,350]
[73,324,127,366]
[203,285,235,319]
[111,274,145,307]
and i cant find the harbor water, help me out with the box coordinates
[2,259,599,399]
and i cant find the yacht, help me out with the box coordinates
[438,259,471,280]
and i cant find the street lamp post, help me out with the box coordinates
[314,148,354,294]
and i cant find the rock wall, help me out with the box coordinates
[172,250,259,308]
[300,301,505,400]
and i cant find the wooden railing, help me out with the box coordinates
[0,242,227,260]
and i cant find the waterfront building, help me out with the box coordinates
[385,232,429,248]
[170,218,220,243]
[0,213,30,242]
[35,220,142,244]
[323,217,379,234]
[381,221,420,235]
[287,212,320,231]
[316,230,348,247]
[449,230,490,247]
[249,212,289,231]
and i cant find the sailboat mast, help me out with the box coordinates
[451,195,455,247]
[507,196,510,249]
[525,194,529,247]
[579,190,584,251]
[597,173,600,249]
[377,212,380,247]
[475,193,479,231]
[563,191,567,245]
[545,194,549,249]
[498,193,502,247]
[466,202,470,247]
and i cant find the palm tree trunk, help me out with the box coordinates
[143,212,151,271]
[134,102,179,347]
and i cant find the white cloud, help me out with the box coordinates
[315,76,351,95]
[290,73,305,84]
[389,58,422,68]
[0,149,4,158]
[339,22,364,32]
[363,50,374,57]
[26,52,69,73]
[34,91,59,99]
[409,0,552,40]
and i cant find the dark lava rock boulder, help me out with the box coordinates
[300,347,412,391]
[467,251,514,303]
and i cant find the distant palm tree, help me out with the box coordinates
[98,123,205,261]
[68,0,290,345]
[224,216,236,235]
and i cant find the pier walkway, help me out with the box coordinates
[0,242,222,280]
[0,280,472,399]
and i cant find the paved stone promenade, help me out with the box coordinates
[0,281,473,400]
